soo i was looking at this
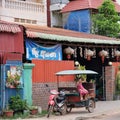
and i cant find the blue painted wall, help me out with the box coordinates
[63,10,91,33]
[0,60,24,111]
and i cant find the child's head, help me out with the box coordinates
[78,77,84,82]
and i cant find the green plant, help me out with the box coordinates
[9,95,28,112]
[27,105,38,115]
[6,72,21,88]
[3,105,14,118]
[28,106,38,110]
[75,65,87,82]
[90,79,95,83]
[92,0,120,38]
[6,66,23,88]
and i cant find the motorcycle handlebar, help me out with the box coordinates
[45,84,65,94]
[45,84,50,92]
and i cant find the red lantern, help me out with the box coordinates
[86,49,95,61]
[101,56,105,63]
[87,55,91,61]
[99,50,108,63]
[114,50,120,61]
[67,54,71,60]
[64,47,74,60]
[64,47,74,55]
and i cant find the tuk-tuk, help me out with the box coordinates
[56,70,98,113]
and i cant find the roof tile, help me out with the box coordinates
[24,24,119,41]
[0,20,21,33]
[61,0,120,13]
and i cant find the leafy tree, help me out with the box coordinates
[92,0,120,38]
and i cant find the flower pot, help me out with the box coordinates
[3,110,14,117]
[13,80,21,87]
[6,82,16,88]
[30,109,38,115]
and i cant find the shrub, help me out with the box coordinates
[9,95,28,112]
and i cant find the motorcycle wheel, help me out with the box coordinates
[66,106,72,113]
[60,103,67,115]
[87,99,94,113]
[47,105,53,118]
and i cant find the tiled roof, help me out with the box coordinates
[0,20,21,33]
[24,24,120,45]
[25,24,113,40]
[61,0,120,13]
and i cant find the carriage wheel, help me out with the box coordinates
[87,99,94,113]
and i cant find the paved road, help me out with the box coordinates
[24,101,120,120]
[76,112,120,120]
[99,113,120,120]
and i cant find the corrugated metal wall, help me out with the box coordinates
[0,26,24,53]
[0,52,22,64]
[32,60,74,83]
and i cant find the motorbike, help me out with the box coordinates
[45,84,67,118]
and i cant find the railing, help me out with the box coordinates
[3,0,45,13]
[50,0,69,5]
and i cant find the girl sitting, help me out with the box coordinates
[76,77,88,100]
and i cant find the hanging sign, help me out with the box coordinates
[25,39,62,60]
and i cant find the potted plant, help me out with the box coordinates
[6,70,22,88]
[28,106,38,115]
[9,95,28,115]
[3,105,14,117]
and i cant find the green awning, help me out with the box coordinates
[26,31,120,45]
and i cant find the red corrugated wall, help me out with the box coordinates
[32,60,75,83]
[0,26,24,53]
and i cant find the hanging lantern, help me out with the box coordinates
[64,47,74,54]
[64,47,74,60]
[66,54,71,59]
[86,49,95,61]
[99,50,109,63]
[114,50,120,61]
[101,56,105,63]
[74,48,77,58]
[79,47,83,57]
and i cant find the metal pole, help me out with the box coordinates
[57,76,59,90]
[102,65,105,100]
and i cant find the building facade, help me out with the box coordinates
[0,0,47,26]
[50,0,120,33]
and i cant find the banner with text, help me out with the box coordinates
[25,39,62,60]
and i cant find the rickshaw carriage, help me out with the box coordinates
[56,70,98,113]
